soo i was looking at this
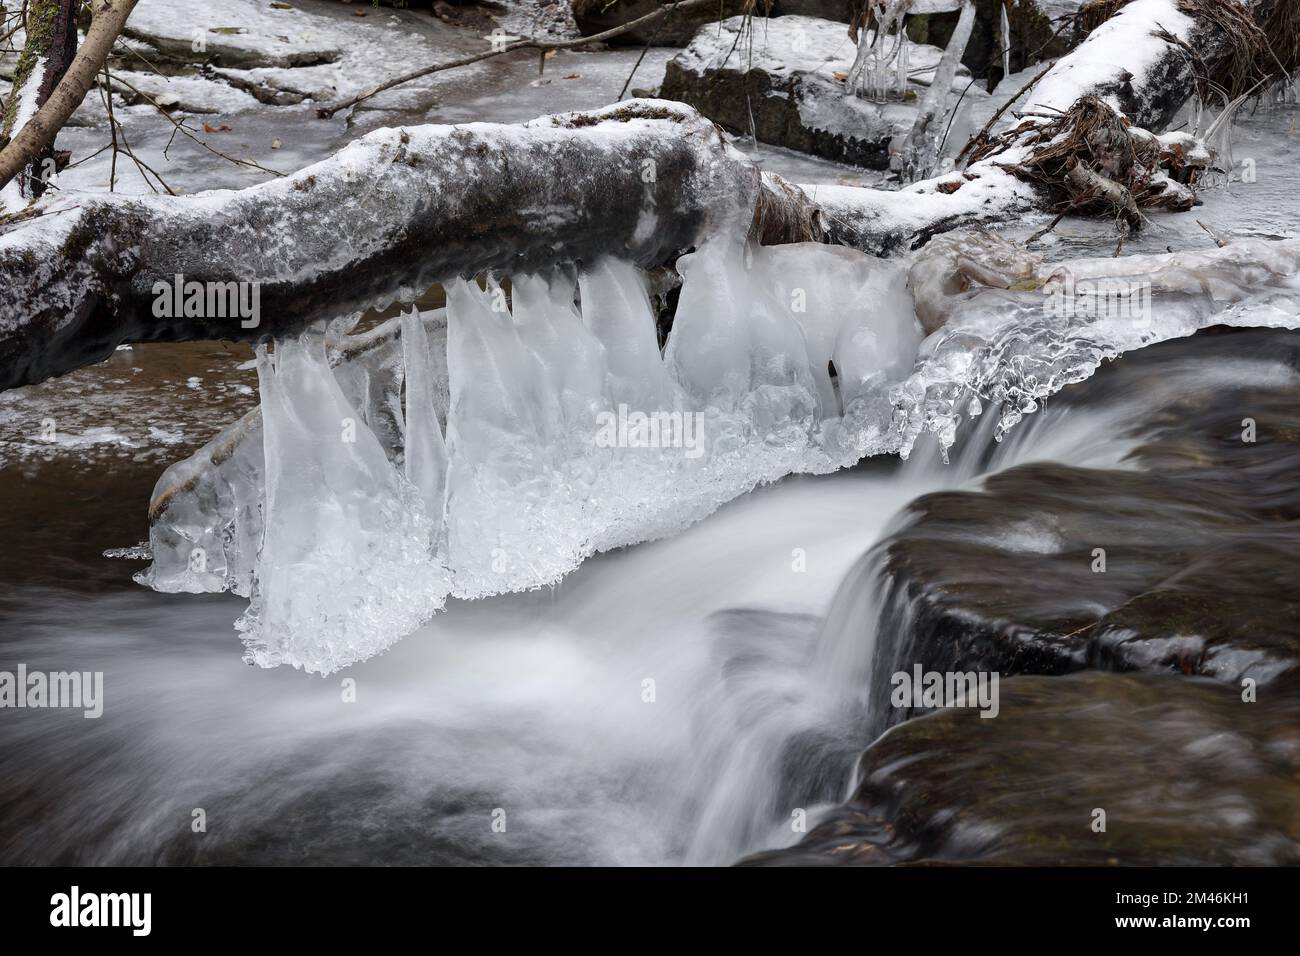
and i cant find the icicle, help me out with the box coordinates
[895,28,910,97]
[1000,3,1011,82]
[510,271,610,461]
[137,410,265,598]
[665,235,755,411]
[668,238,824,437]
[754,242,920,417]
[891,0,977,181]
[236,329,447,675]
[577,257,675,413]
[330,332,406,462]
[442,276,579,597]
[443,278,547,472]
[400,307,449,538]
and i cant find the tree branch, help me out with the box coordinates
[0,0,138,194]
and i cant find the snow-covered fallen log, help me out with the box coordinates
[1,0,1288,391]
[0,100,822,391]
[1023,0,1285,130]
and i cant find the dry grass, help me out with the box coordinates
[1176,0,1288,100]
[1077,0,1137,34]
[970,96,1201,229]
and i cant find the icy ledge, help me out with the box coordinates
[895,234,1300,459]
[141,232,1300,673]
[141,240,918,674]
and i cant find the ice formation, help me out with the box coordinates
[143,240,920,673]
[892,238,1300,459]
[141,219,1300,674]
[236,332,449,673]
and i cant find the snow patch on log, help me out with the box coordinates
[1022,0,1196,121]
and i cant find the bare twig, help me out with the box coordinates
[108,72,284,178]
[956,60,1055,166]
[97,64,176,194]
[0,0,140,191]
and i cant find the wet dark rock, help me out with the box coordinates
[743,671,1300,865]
[659,15,981,169]
[869,329,1300,695]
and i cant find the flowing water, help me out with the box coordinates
[2,51,1298,866]
[8,322,1272,865]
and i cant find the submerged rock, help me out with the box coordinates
[743,671,1300,865]
[660,15,985,168]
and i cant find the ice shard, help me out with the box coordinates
[400,307,450,539]
[236,328,448,674]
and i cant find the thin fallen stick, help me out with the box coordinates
[956,60,1055,165]
[1197,219,1231,247]
[109,72,285,178]
[619,0,692,100]
[316,0,719,119]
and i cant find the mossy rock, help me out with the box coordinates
[743,671,1300,865]
[863,328,1300,697]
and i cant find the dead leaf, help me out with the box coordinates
[937,180,963,194]
[544,49,558,60]
[833,71,848,82]
[203,122,232,133]
[562,74,580,80]
[354,8,367,15]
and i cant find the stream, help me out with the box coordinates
[1,3,1298,868]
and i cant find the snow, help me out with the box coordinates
[126,0,344,68]
[0,57,44,213]
[798,161,1039,242]
[113,70,262,114]
[1025,0,1195,117]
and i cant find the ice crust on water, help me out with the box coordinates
[144,242,919,672]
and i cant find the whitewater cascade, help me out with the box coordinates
[140,228,1300,674]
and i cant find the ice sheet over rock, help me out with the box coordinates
[893,236,1300,459]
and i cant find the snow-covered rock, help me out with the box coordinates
[124,0,344,69]
[660,16,986,169]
